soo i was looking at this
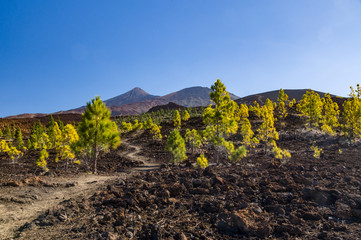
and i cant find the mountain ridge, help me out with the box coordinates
[4,88,339,119]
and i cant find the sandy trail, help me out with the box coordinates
[0,138,159,240]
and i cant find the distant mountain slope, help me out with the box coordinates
[8,88,342,119]
[161,86,239,107]
[104,87,158,106]
[54,86,240,117]
[235,89,336,106]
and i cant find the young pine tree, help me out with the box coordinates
[253,99,279,152]
[150,123,162,140]
[173,110,181,129]
[46,115,55,146]
[196,154,208,169]
[277,89,289,127]
[57,124,79,170]
[185,129,203,154]
[297,90,323,127]
[36,149,49,172]
[77,96,121,174]
[14,128,26,150]
[182,110,190,121]
[28,122,45,150]
[240,118,258,151]
[342,84,361,140]
[203,79,241,163]
[165,129,187,164]
[4,125,12,140]
[321,93,339,135]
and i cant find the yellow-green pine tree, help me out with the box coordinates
[4,125,12,140]
[297,90,323,127]
[321,93,339,135]
[277,89,289,127]
[203,79,241,162]
[150,123,162,140]
[254,99,279,152]
[182,110,190,121]
[36,149,49,172]
[185,129,203,153]
[342,84,361,139]
[58,124,79,170]
[173,110,181,129]
[165,129,187,164]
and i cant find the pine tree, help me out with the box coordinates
[56,117,65,131]
[4,125,12,140]
[57,124,79,170]
[321,93,339,135]
[203,79,240,162]
[0,128,3,138]
[0,140,10,153]
[173,110,181,129]
[297,90,323,127]
[120,121,133,133]
[253,99,279,152]
[182,110,190,121]
[150,123,162,140]
[77,96,121,174]
[196,154,208,169]
[342,84,361,140]
[28,122,45,150]
[238,104,249,119]
[143,118,153,129]
[36,149,49,172]
[0,140,23,163]
[47,115,61,149]
[133,119,143,130]
[277,89,289,127]
[14,128,25,150]
[185,129,203,153]
[240,118,258,151]
[165,129,187,164]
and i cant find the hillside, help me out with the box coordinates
[160,86,239,107]
[235,89,336,106]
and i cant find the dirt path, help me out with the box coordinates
[0,138,159,240]
[122,138,161,172]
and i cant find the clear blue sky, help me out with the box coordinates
[1,0,361,117]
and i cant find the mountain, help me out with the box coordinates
[11,88,342,119]
[161,86,239,107]
[104,87,158,106]
[235,89,336,106]
[51,86,240,117]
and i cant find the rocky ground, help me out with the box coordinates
[1,116,361,239]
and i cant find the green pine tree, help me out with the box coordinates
[4,125,12,140]
[203,79,241,163]
[173,110,181,129]
[342,84,361,140]
[165,129,187,164]
[77,96,121,174]
[297,90,323,127]
[14,128,25,150]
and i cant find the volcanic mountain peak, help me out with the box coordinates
[104,87,158,107]
[161,86,239,107]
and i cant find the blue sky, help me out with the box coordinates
[1,0,361,117]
